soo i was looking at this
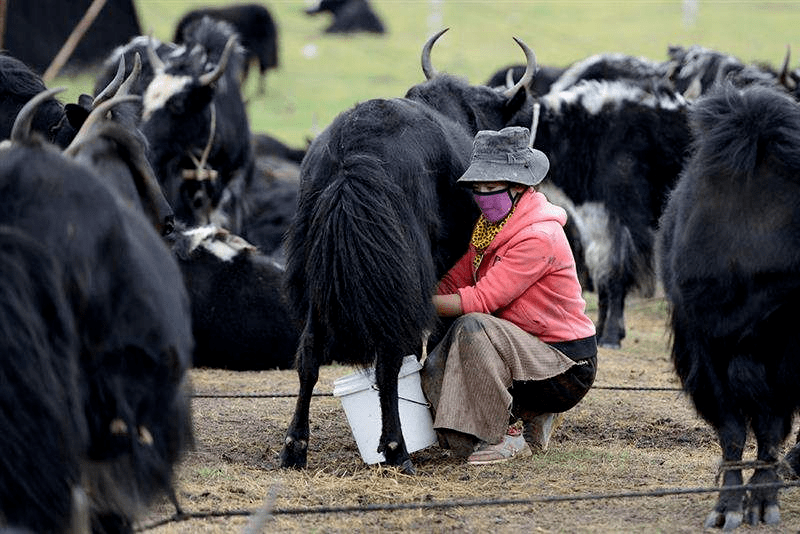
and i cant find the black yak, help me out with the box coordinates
[657,82,800,530]
[0,226,88,533]
[173,3,279,95]
[170,224,299,371]
[0,90,194,532]
[280,96,478,473]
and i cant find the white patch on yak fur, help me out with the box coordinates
[142,73,192,120]
[183,225,257,262]
[543,79,686,116]
[573,202,616,285]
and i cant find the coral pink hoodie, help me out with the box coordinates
[438,188,595,343]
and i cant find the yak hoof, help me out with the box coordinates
[400,459,416,475]
[280,437,308,469]
[598,340,621,350]
[704,509,743,531]
[762,504,780,525]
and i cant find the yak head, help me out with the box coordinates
[404,28,538,136]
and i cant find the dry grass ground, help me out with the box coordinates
[137,294,800,533]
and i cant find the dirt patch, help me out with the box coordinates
[138,294,800,533]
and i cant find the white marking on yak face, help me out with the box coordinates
[142,73,192,120]
[182,224,257,262]
[543,79,685,116]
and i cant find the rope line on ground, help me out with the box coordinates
[135,480,800,531]
[190,384,682,399]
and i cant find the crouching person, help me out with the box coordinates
[421,126,597,465]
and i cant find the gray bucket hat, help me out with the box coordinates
[457,126,550,187]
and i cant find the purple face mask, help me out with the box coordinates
[473,187,514,223]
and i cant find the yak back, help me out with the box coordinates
[285,97,476,365]
[659,83,800,344]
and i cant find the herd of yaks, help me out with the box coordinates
[2,3,800,531]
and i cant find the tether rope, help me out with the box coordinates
[136,480,800,531]
[190,384,683,399]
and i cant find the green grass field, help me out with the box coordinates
[52,1,800,147]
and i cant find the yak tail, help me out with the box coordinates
[302,160,437,364]
[688,83,800,182]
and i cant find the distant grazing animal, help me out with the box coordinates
[170,224,298,370]
[173,3,279,94]
[0,90,193,533]
[280,96,478,474]
[657,83,800,530]
[305,0,386,34]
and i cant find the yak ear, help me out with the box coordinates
[65,102,91,131]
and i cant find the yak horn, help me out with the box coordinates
[501,37,537,100]
[116,52,142,97]
[505,68,515,89]
[64,94,141,156]
[779,45,796,90]
[10,87,65,142]
[199,35,238,87]
[93,56,126,107]
[147,34,166,73]
[421,28,449,80]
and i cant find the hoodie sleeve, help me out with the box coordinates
[457,227,556,314]
[436,248,474,295]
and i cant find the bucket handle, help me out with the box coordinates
[370,385,431,408]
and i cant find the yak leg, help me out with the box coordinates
[374,355,414,474]
[744,412,789,526]
[596,279,626,350]
[705,415,747,530]
[280,311,321,469]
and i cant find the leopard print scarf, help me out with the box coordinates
[470,206,516,270]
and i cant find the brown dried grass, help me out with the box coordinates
[138,294,800,533]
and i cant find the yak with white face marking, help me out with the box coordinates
[138,17,254,234]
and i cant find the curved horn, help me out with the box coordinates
[10,87,66,142]
[147,34,166,73]
[93,56,126,107]
[779,45,796,90]
[199,35,238,87]
[502,37,537,99]
[64,95,141,156]
[421,28,449,80]
[116,52,142,97]
[505,68,515,89]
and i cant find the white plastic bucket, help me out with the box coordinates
[333,355,437,464]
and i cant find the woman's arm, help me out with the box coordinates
[433,293,463,317]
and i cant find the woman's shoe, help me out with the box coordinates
[467,425,531,465]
